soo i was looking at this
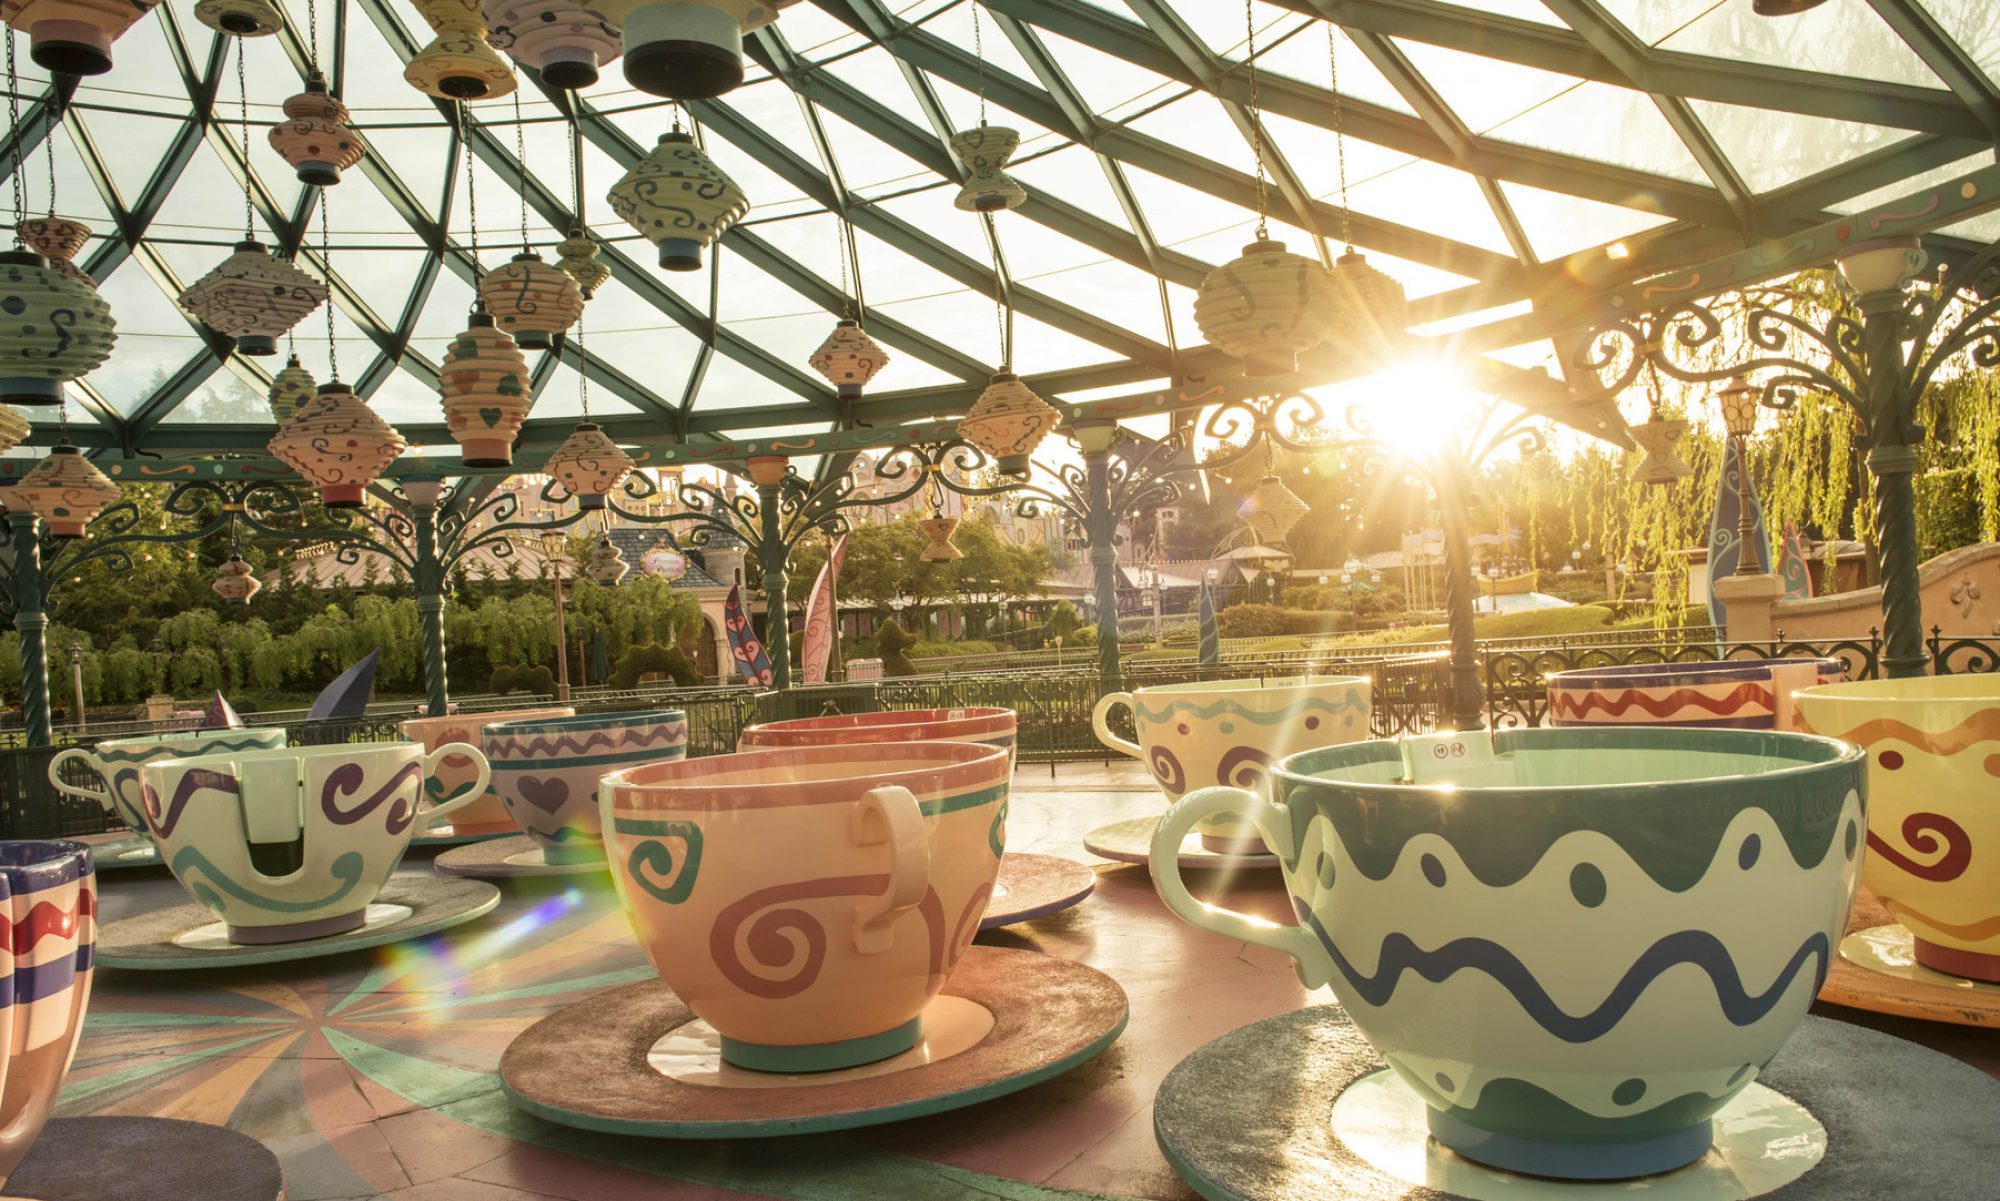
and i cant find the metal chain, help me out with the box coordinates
[513,89,529,251]
[238,42,254,239]
[972,1,987,127]
[306,0,320,74]
[577,315,589,418]
[567,110,583,223]
[460,102,482,277]
[835,217,851,313]
[321,189,339,379]
[1243,0,1268,239]
[1327,22,1352,252]
[985,211,1007,369]
[44,103,56,216]
[6,33,21,231]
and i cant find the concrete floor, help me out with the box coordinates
[64,761,2000,1201]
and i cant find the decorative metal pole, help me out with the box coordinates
[1072,422,1124,694]
[1433,446,1485,731]
[69,643,86,734]
[1844,246,1928,678]
[7,513,51,748]
[746,458,793,690]
[544,532,572,702]
[401,477,452,716]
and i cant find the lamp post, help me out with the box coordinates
[68,642,85,733]
[1717,375,1765,578]
[540,529,572,702]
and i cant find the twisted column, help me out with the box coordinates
[1859,295,1928,679]
[8,514,51,747]
[411,504,451,715]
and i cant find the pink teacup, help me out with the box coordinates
[738,707,1016,763]
[0,841,95,1189]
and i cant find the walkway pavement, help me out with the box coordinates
[67,762,1997,1201]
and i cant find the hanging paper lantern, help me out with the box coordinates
[547,421,634,509]
[589,0,796,99]
[958,372,1058,476]
[949,126,1027,213]
[1194,239,1337,378]
[809,319,888,400]
[0,403,30,454]
[1242,475,1310,545]
[267,356,315,426]
[1628,417,1694,487]
[607,130,748,272]
[12,442,121,538]
[554,229,611,298]
[484,0,620,89]
[178,241,327,357]
[1326,251,1409,367]
[438,309,532,467]
[407,0,517,100]
[1,0,163,74]
[267,76,365,187]
[0,249,116,405]
[268,382,407,508]
[478,252,584,350]
[213,554,262,604]
[194,0,281,36]
[16,217,93,286]
[585,536,630,586]
[918,514,963,562]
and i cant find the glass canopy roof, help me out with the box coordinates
[5,0,1997,468]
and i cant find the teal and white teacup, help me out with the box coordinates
[1092,676,1370,851]
[1151,726,1865,1181]
[141,740,487,945]
[49,728,288,838]
[485,709,688,864]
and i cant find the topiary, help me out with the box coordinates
[610,642,700,689]
[875,620,918,677]
[489,664,558,696]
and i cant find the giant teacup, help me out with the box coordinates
[599,740,1010,1072]
[1091,676,1370,850]
[1151,727,1865,1180]
[485,709,688,864]
[141,740,488,944]
[739,707,1016,764]
[401,707,572,835]
[1547,657,1844,730]
[0,841,94,1190]
[49,727,288,839]
[1795,675,2000,982]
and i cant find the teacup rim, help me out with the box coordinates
[147,739,428,771]
[399,706,575,733]
[80,726,287,752]
[0,839,93,887]
[740,706,1014,735]
[486,708,687,736]
[1795,673,2000,705]
[606,739,1008,797]
[1275,726,1865,797]
[1124,674,1370,698]
[1546,657,1843,686]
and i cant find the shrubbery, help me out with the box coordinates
[490,664,558,696]
[1215,604,1358,638]
[875,620,919,677]
[609,643,700,689]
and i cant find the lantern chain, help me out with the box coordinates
[6,33,21,232]
[306,0,320,74]
[460,102,482,279]
[567,110,584,224]
[985,211,1007,370]
[1243,0,1268,241]
[1327,22,1352,253]
[577,316,589,419]
[513,89,529,251]
[238,42,254,240]
[43,96,56,216]
[972,0,987,127]
[322,189,339,380]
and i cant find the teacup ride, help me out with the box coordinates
[500,742,1127,1136]
[48,727,289,871]
[0,841,286,1201]
[435,708,690,879]
[400,706,574,843]
[1796,675,2000,1027]
[1085,675,1370,870]
[737,707,1096,928]
[95,740,503,969]
[1142,727,2000,1200]
[1545,656,1845,729]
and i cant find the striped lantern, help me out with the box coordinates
[607,130,748,271]
[268,382,408,508]
[546,422,635,509]
[268,77,365,186]
[958,372,1058,476]
[478,252,584,350]
[213,554,262,604]
[484,0,620,89]
[177,241,326,357]
[2,0,163,73]
[267,356,316,426]
[555,229,611,298]
[12,441,122,538]
[808,319,888,400]
[438,309,532,467]
[407,0,516,100]
[1194,239,1336,378]
[15,217,92,286]
[0,249,116,405]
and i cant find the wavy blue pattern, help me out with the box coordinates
[1135,692,1368,725]
[169,847,367,915]
[1297,904,1829,1044]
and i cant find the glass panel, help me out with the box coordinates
[1023,257,1172,346]
[687,351,814,413]
[156,370,272,425]
[72,109,190,208]
[1477,81,1708,183]
[89,259,214,415]
[1035,26,1185,119]
[1918,1,2000,91]
[1686,102,1906,193]
[825,46,936,131]
[1127,93,1258,180]
[1496,181,1674,261]
[1261,26,1415,117]
[1658,4,1944,87]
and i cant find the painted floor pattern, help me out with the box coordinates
[63,761,1999,1201]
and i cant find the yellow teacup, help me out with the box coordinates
[1795,675,2000,981]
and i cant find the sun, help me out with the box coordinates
[1310,363,1490,464]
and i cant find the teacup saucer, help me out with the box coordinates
[1084,817,1280,871]
[1,1116,283,1200]
[413,822,516,846]
[95,876,502,970]
[1819,889,2000,1027]
[1155,1005,2000,1201]
[75,832,161,871]
[500,945,1127,1137]
[433,833,607,879]
[980,853,1096,929]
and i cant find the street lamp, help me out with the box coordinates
[1717,375,1763,578]
[537,530,573,701]
[68,642,84,733]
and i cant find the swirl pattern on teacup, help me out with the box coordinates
[320,761,421,835]
[1217,745,1274,790]
[1146,745,1186,794]
[626,823,703,904]
[709,876,887,1000]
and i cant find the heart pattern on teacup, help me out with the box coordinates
[512,775,570,814]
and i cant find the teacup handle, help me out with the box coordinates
[418,742,490,826]
[1090,691,1141,758]
[46,748,112,811]
[849,784,931,956]
[1151,785,1331,989]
